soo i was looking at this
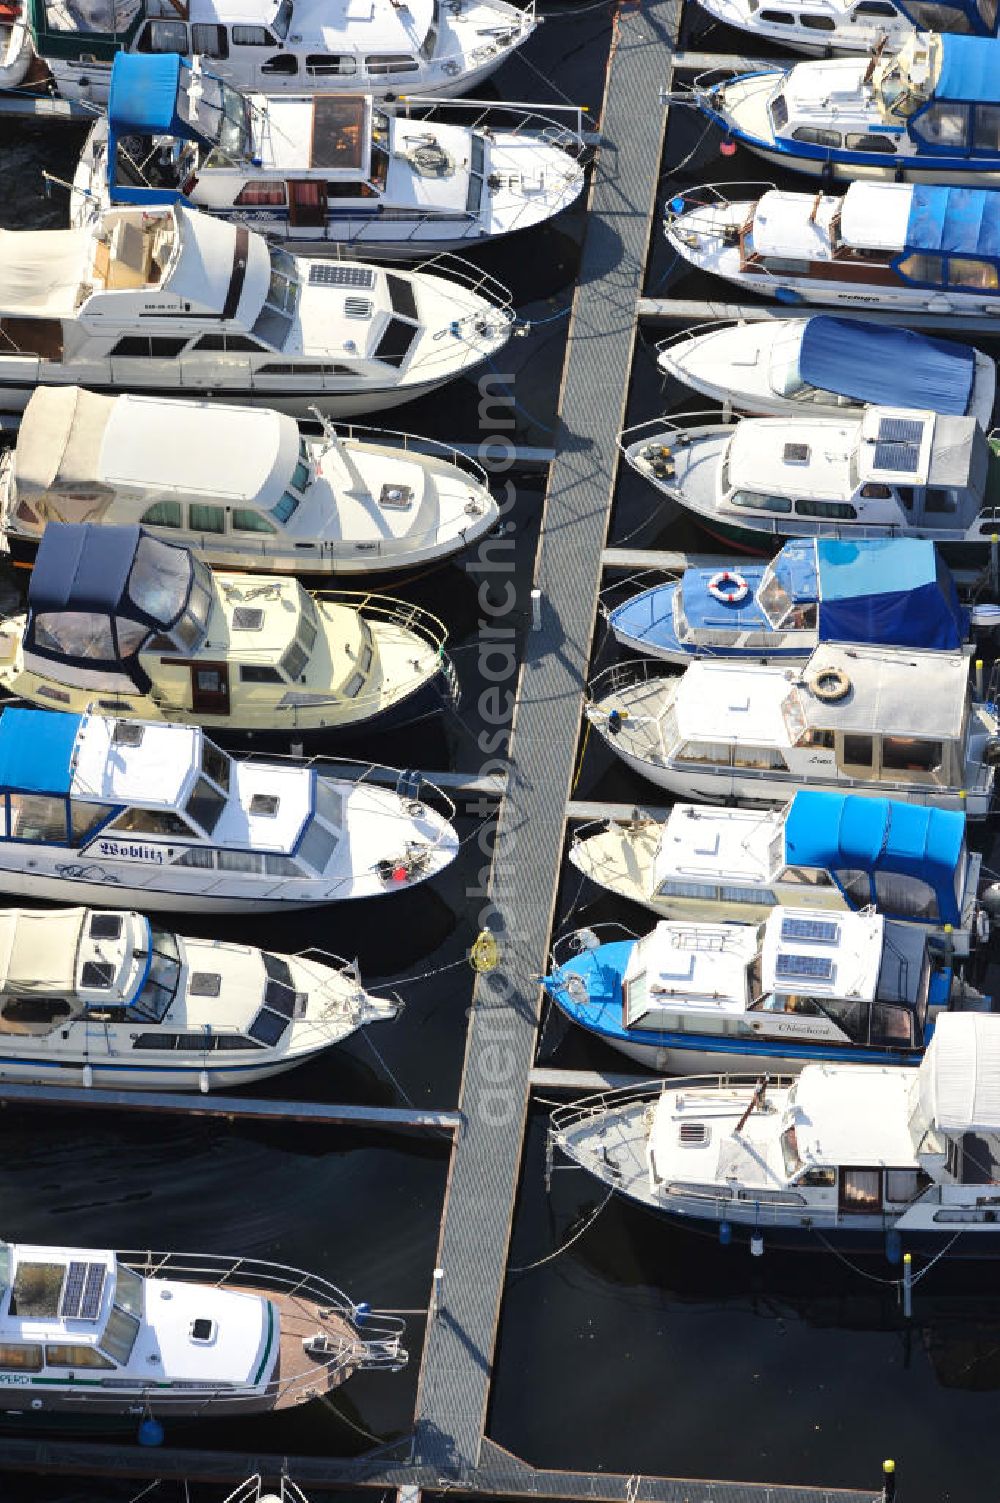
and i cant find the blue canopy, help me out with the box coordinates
[935,35,1000,104]
[798,316,974,416]
[783,791,965,925]
[815,538,968,649]
[905,185,1000,258]
[108,53,187,137]
[0,708,82,796]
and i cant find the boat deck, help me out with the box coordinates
[267,1290,362,1410]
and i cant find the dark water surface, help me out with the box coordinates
[0,10,996,1501]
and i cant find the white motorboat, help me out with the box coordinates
[657,315,996,426]
[549,1012,1000,1257]
[28,0,536,105]
[683,0,971,60]
[0,905,397,1089]
[693,34,1000,187]
[544,905,969,1073]
[585,644,999,816]
[568,790,985,955]
[71,55,587,255]
[0,706,459,911]
[0,202,513,415]
[0,1,31,86]
[664,179,1000,317]
[0,386,499,575]
[621,406,1000,546]
[0,522,454,735]
[0,1241,405,1416]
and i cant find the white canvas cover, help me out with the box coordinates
[14,386,116,504]
[920,1012,1000,1134]
[839,182,912,253]
[0,908,84,994]
[0,229,90,316]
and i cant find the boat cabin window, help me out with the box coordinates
[839,1168,881,1212]
[885,1168,931,1203]
[7,793,69,844]
[0,1343,42,1370]
[109,807,197,838]
[793,127,841,148]
[306,54,356,75]
[733,745,788,770]
[676,740,733,765]
[34,611,114,661]
[141,502,182,529]
[913,103,969,148]
[296,815,339,874]
[776,865,832,886]
[759,8,795,21]
[110,336,189,359]
[100,1305,139,1366]
[769,93,789,130]
[366,54,419,75]
[870,1002,915,1045]
[904,0,975,26]
[129,929,182,1023]
[973,104,1000,152]
[728,490,794,513]
[189,504,226,536]
[799,1165,837,1186]
[232,24,275,43]
[191,23,228,56]
[881,736,943,774]
[45,1344,114,1369]
[795,499,857,520]
[138,19,187,51]
[897,252,1000,289]
[0,996,73,1032]
[252,247,300,350]
[233,509,276,535]
[872,870,939,918]
[779,1123,801,1176]
[845,133,895,154]
[184,777,226,836]
[800,11,836,22]
[235,181,287,207]
[841,733,873,768]
[262,53,299,75]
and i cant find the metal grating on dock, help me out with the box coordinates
[412,0,680,1475]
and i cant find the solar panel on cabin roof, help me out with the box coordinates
[309,265,376,289]
[872,414,925,474]
[774,952,835,981]
[60,1261,106,1321]
[779,915,840,945]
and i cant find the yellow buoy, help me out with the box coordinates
[469,928,500,973]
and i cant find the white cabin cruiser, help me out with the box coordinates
[0,523,454,735]
[0,905,397,1089]
[586,644,999,815]
[0,1240,405,1416]
[0,706,458,911]
[72,55,587,254]
[697,34,1000,187]
[665,180,1000,317]
[657,315,996,426]
[0,202,513,416]
[549,1012,1000,1257]
[28,0,536,106]
[622,406,1000,546]
[568,791,984,955]
[0,386,499,575]
[686,0,990,60]
[544,905,966,1073]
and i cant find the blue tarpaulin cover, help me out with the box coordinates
[935,35,1000,103]
[28,523,144,616]
[783,791,965,925]
[905,185,1000,257]
[108,53,186,137]
[798,316,975,416]
[815,538,968,648]
[0,708,82,796]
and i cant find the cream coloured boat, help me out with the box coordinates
[0,523,453,734]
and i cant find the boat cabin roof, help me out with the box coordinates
[264,94,375,176]
[652,803,780,888]
[792,1062,918,1167]
[14,386,300,513]
[793,642,971,739]
[726,405,985,500]
[189,0,436,48]
[0,905,148,1006]
[759,906,884,1002]
[626,920,758,1013]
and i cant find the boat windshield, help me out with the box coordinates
[99,1262,143,1366]
[779,1122,802,1177]
[128,927,182,1023]
[183,763,227,836]
[271,0,293,39]
[251,246,300,351]
[197,78,252,163]
[757,563,791,627]
[172,560,213,652]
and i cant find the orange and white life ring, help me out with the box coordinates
[707,569,749,606]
